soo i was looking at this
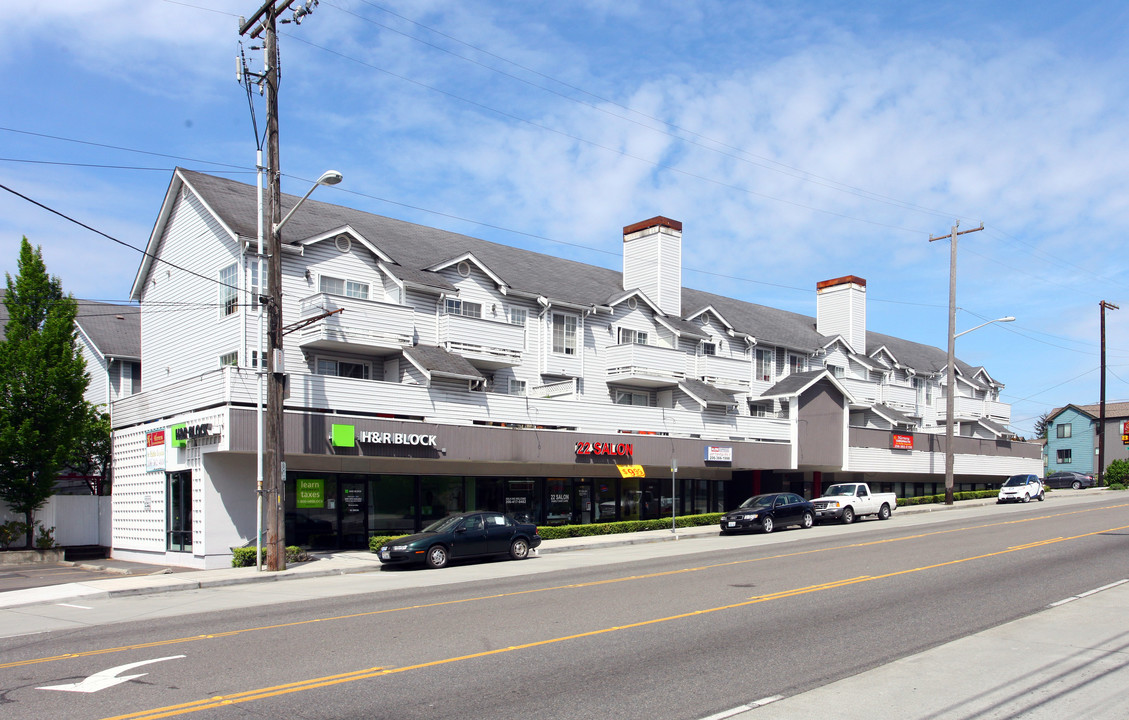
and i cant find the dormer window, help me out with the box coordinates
[618,328,648,345]
[828,364,845,379]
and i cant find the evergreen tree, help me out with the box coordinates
[0,238,89,547]
[1033,411,1050,440]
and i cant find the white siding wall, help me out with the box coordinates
[848,446,1041,476]
[623,225,681,316]
[78,332,109,408]
[816,281,866,354]
[141,190,243,390]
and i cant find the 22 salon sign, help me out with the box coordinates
[575,441,633,457]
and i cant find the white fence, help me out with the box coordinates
[0,495,111,548]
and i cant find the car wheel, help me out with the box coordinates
[1022,493,1030,503]
[1072,480,1081,490]
[761,516,774,534]
[800,511,814,529]
[509,538,530,560]
[877,504,891,521]
[841,507,855,524]
[1038,490,1045,502]
[425,545,449,569]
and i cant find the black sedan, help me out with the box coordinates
[720,493,815,534]
[1044,471,1096,490]
[376,512,542,569]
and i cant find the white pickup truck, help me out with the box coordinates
[812,483,897,524]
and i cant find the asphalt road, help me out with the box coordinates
[1,492,1125,720]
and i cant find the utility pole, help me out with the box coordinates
[929,220,984,505]
[1099,300,1119,487]
[239,0,296,571]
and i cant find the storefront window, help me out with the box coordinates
[287,475,337,548]
[594,480,617,522]
[620,477,642,521]
[420,476,464,525]
[505,479,538,524]
[545,478,571,525]
[369,474,415,535]
[472,477,504,513]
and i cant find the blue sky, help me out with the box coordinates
[2,1,1128,438]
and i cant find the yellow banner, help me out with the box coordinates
[617,464,645,478]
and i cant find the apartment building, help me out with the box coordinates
[110,169,1040,568]
[1044,402,1129,476]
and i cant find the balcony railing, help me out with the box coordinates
[605,343,687,388]
[696,354,751,390]
[296,293,414,355]
[439,313,524,369]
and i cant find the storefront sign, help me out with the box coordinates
[617,465,645,478]
[145,430,166,472]
[174,423,214,443]
[575,441,634,457]
[297,479,325,508]
[331,423,438,448]
[891,432,914,450]
[704,446,733,462]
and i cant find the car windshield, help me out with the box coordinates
[738,495,774,509]
[824,485,856,496]
[1003,475,1030,487]
[423,515,466,533]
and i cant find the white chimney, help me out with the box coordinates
[623,216,681,316]
[816,275,867,354]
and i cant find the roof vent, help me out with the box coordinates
[335,234,351,253]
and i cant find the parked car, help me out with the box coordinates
[811,482,897,524]
[720,493,815,534]
[998,474,1045,503]
[376,512,542,569]
[1043,471,1096,490]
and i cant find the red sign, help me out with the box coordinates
[146,430,165,447]
[1122,421,1129,435]
[891,433,914,450]
[575,441,633,457]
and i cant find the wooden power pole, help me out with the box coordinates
[1099,300,1119,486]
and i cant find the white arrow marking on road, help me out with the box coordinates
[37,654,186,693]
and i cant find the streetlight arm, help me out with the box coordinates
[954,316,1015,339]
[273,170,342,234]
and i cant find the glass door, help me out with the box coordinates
[573,480,592,524]
[340,480,367,548]
[166,470,192,552]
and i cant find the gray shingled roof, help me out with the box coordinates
[403,344,485,381]
[171,169,991,382]
[871,403,916,426]
[679,379,738,407]
[758,369,828,399]
[76,300,141,360]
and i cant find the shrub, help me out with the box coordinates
[0,520,27,549]
[1104,459,1129,487]
[1108,483,1126,491]
[369,535,406,553]
[34,524,57,549]
[231,545,310,567]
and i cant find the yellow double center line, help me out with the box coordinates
[99,521,1129,720]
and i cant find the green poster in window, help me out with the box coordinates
[297,479,324,508]
[331,424,355,447]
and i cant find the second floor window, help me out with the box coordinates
[618,328,648,345]
[755,348,773,382]
[316,359,370,380]
[701,342,717,356]
[219,351,239,367]
[828,364,845,379]
[1057,424,1071,438]
[615,390,649,406]
[445,298,482,318]
[552,313,577,355]
[508,307,527,326]
[508,379,526,395]
[219,263,238,316]
[320,275,370,300]
[788,354,805,375]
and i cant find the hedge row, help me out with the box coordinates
[231,545,310,567]
[898,489,1000,506]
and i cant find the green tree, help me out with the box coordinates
[1032,411,1050,440]
[70,405,112,495]
[0,238,89,547]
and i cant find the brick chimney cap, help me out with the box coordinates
[623,216,683,236]
[816,275,867,291]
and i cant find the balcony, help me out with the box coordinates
[439,313,525,370]
[605,343,687,388]
[939,396,1012,425]
[696,354,751,390]
[296,293,414,356]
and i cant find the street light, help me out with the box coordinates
[257,169,343,571]
[942,315,1015,505]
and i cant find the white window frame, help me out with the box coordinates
[445,298,483,318]
[316,357,371,380]
[618,328,648,345]
[828,364,845,379]
[615,389,649,406]
[320,274,370,300]
[508,378,527,396]
[755,348,773,382]
[247,261,261,314]
[219,350,239,367]
[219,263,238,317]
[552,312,577,356]
[788,353,805,375]
[701,341,717,356]
[508,307,527,327]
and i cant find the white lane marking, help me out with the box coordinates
[699,696,784,720]
[56,603,92,609]
[1048,578,1129,607]
[37,654,186,693]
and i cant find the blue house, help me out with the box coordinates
[1044,402,1129,477]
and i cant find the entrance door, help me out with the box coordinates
[167,470,192,552]
[339,481,367,549]
[573,481,592,524]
